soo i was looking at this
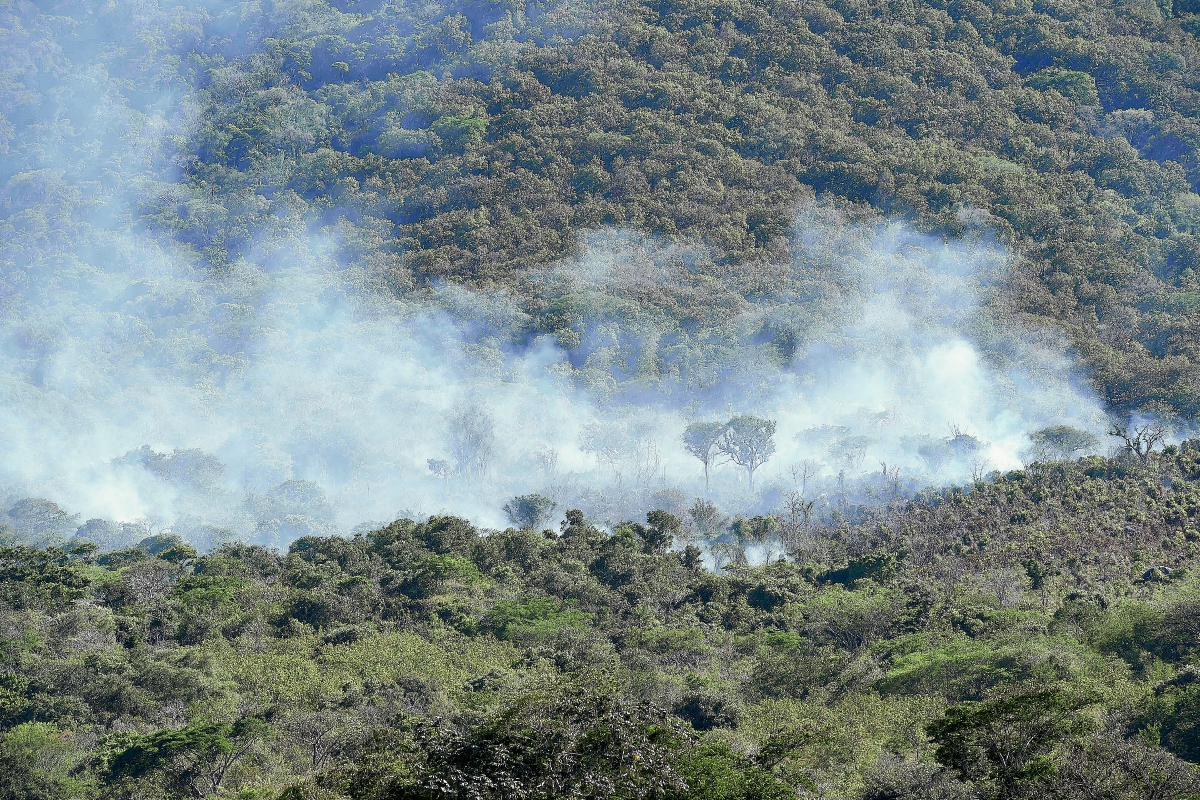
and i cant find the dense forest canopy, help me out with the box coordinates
[8,0,1200,416]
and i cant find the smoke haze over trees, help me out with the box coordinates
[4,0,1182,542]
[6,0,1200,796]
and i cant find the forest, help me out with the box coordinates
[5,444,1200,798]
[10,0,1200,417]
[125,0,1200,414]
[8,0,1200,797]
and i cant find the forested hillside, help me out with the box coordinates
[7,0,1198,412]
[6,449,1200,798]
[9,1,1200,797]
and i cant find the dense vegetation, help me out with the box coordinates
[11,0,1200,796]
[7,446,1200,798]
[11,0,1200,411]
[43,0,1200,412]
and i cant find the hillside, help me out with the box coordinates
[7,1,1200,797]
[4,450,1200,798]
[6,0,1200,411]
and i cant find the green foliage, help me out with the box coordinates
[483,597,590,640]
[503,494,559,530]
[683,422,729,489]
[4,453,1200,796]
[0,722,89,800]
[670,741,794,800]
[76,0,1200,417]
[1028,426,1101,462]
[929,689,1096,798]
[822,554,898,587]
[108,717,268,798]
[1026,70,1099,106]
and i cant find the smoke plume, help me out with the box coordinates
[0,0,1108,549]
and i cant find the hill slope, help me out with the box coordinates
[4,450,1200,797]
[123,0,1200,412]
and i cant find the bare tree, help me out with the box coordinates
[1055,722,1200,799]
[970,457,991,484]
[710,539,747,570]
[448,402,496,477]
[633,439,662,487]
[535,447,559,475]
[1107,418,1170,461]
[788,459,823,495]
[780,490,816,561]
[580,421,627,480]
[829,435,872,471]
[284,709,366,771]
[717,415,777,491]
[427,459,450,482]
[682,421,727,491]
[880,462,898,498]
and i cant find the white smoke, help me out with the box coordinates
[0,204,1108,545]
[0,0,1110,548]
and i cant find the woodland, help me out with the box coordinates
[8,0,1200,797]
[124,0,1200,413]
[12,0,1200,411]
[5,446,1200,798]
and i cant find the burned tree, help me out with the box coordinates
[1108,418,1169,462]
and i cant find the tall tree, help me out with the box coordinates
[717,416,776,491]
[447,402,496,477]
[683,422,728,491]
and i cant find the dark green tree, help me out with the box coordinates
[503,495,558,530]
[928,689,1095,799]
[108,717,268,798]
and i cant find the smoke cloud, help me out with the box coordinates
[0,203,1108,546]
[0,0,1108,550]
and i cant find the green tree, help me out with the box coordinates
[730,516,781,563]
[108,717,268,798]
[1028,426,1099,462]
[645,510,684,554]
[928,689,1096,799]
[0,722,87,800]
[503,494,558,530]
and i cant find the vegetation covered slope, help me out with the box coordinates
[11,0,1200,412]
[113,0,1200,413]
[7,447,1200,797]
